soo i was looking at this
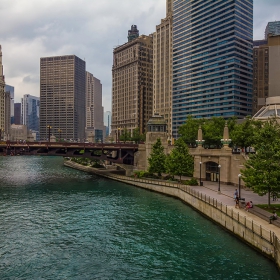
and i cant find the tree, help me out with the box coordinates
[165,138,194,181]
[178,115,201,146]
[203,117,225,148]
[148,138,166,177]
[119,128,131,143]
[131,127,145,143]
[241,119,280,206]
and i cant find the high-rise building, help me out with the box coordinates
[104,111,112,137]
[0,45,5,138]
[85,72,105,142]
[40,55,86,141]
[111,30,153,139]
[172,0,253,137]
[5,85,14,124]
[128,25,139,42]
[252,34,280,115]
[265,21,280,39]
[14,103,21,125]
[153,0,173,139]
[21,94,40,139]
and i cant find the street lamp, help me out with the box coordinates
[218,164,221,193]
[199,162,202,186]
[58,129,62,142]
[238,174,242,199]
[47,125,52,142]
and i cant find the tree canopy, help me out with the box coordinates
[165,138,194,181]
[241,119,280,205]
[148,138,166,177]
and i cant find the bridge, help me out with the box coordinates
[0,141,139,165]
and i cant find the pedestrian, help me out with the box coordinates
[269,211,277,223]
[235,197,239,208]
[234,189,238,200]
[245,201,253,211]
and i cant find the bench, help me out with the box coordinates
[247,206,280,227]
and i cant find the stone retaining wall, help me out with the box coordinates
[64,160,280,270]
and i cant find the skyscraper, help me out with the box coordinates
[265,21,280,39]
[85,72,105,142]
[153,0,173,139]
[5,85,14,124]
[253,34,280,115]
[40,55,86,141]
[104,111,111,137]
[21,94,40,139]
[0,45,5,137]
[14,103,21,125]
[172,0,253,137]
[111,30,153,138]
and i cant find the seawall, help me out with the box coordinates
[64,160,280,270]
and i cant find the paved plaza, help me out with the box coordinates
[188,179,280,237]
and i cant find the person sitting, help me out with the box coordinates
[245,201,253,211]
[269,212,277,223]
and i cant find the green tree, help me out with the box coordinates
[119,128,131,143]
[148,138,166,177]
[203,117,225,148]
[230,117,262,149]
[241,119,280,205]
[178,115,201,146]
[131,127,145,143]
[165,138,194,181]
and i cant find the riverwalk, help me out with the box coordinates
[191,180,280,237]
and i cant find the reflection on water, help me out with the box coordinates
[0,156,279,279]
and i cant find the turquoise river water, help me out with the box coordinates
[0,156,279,280]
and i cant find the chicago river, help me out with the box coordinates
[0,156,279,279]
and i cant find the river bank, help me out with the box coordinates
[64,160,280,271]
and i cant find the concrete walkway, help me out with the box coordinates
[190,179,280,237]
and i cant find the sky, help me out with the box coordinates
[0,0,280,112]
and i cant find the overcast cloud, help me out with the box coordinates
[0,0,279,112]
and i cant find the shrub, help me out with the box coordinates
[183,178,198,186]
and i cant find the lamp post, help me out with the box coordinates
[238,174,242,199]
[58,129,62,142]
[218,164,221,193]
[47,125,52,142]
[199,162,202,186]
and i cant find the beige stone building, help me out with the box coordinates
[0,45,5,140]
[153,0,173,140]
[85,71,105,142]
[111,28,153,139]
[253,34,280,115]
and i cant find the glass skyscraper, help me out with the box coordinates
[172,0,253,136]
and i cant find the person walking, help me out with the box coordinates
[234,189,239,200]
[235,197,240,208]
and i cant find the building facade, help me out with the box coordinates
[111,32,153,139]
[172,0,253,137]
[104,110,112,137]
[0,45,5,139]
[21,94,40,139]
[85,72,105,142]
[265,21,280,39]
[14,103,21,125]
[253,34,280,115]
[153,0,173,140]
[40,55,86,141]
[5,85,14,124]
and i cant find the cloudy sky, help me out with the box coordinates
[0,0,279,112]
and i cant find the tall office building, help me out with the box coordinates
[85,72,105,142]
[111,30,153,138]
[14,103,21,125]
[5,85,14,124]
[40,55,86,141]
[0,45,5,137]
[128,25,139,42]
[153,0,173,139]
[265,21,280,39]
[21,94,40,139]
[253,34,280,115]
[172,0,253,137]
[104,111,112,137]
